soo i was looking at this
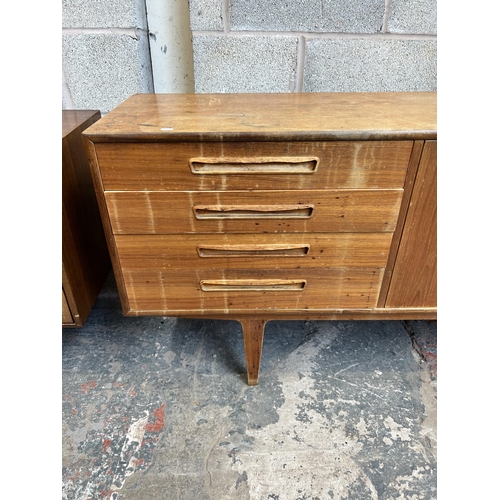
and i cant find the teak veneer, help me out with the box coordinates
[83,92,437,385]
[63,110,111,327]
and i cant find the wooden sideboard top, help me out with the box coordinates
[83,92,437,143]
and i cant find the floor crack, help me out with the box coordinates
[204,421,229,491]
[261,322,318,378]
[402,320,437,379]
[402,320,425,362]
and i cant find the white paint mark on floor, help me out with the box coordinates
[110,413,150,492]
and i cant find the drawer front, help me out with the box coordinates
[95,141,412,191]
[105,189,403,234]
[122,268,384,313]
[115,233,393,270]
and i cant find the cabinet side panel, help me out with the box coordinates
[385,140,437,308]
[62,111,111,326]
[84,138,131,315]
[62,289,74,325]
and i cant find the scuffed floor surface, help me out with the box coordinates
[62,273,437,500]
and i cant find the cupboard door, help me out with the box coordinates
[386,140,437,308]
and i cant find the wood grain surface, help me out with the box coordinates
[376,140,424,306]
[62,110,111,327]
[386,140,437,308]
[240,319,267,385]
[105,189,403,234]
[83,92,437,142]
[95,140,412,191]
[121,268,384,313]
[62,289,73,324]
[114,233,393,270]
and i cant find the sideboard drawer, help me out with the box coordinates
[105,189,403,234]
[114,233,393,270]
[95,141,412,191]
[121,268,384,313]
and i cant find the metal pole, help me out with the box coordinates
[145,0,195,93]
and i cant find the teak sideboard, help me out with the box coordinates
[83,92,437,385]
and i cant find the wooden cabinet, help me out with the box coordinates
[83,93,436,383]
[63,110,111,327]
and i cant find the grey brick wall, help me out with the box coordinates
[193,36,299,92]
[62,33,153,112]
[190,0,437,93]
[229,0,386,33]
[62,0,153,113]
[304,38,436,92]
[388,0,437,35]
[62,0,437,113]
[62,0,147,29]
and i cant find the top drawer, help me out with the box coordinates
[95,141,412,191]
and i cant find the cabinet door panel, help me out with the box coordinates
[386,141,436,308]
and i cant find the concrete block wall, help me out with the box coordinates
[62,0,436,112]
[62,0,153,113]
[190,0,437,93]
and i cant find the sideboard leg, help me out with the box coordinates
[239,318,267,386]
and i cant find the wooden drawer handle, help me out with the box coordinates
[197,244,310,257]
[200,279,307,292]
[189,157,319,174]
[194,205,314,219]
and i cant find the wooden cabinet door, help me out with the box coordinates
[386,140,437,308]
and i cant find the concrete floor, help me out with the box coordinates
[62,272,437,500]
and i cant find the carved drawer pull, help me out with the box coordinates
[194,204,314,219]
[200,279,307,292]
[189,157,319,174]
[197,244,310,257]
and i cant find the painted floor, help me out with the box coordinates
[62,273,437,500]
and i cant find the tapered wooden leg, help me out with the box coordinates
[239,318,267,386]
